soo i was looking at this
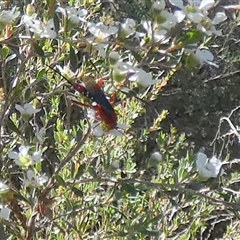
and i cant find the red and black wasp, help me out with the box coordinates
[70,76,118,131]
[48,64,119,132]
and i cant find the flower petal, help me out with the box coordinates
[199,0,215,11]
[32,151,42,163]
[0,206,11,220]
[15,104,24,113]
[19,146,30,156]
[169,0,184,9]
[196,152,208,169]
[207,156,223,177]
[8,151,19,160]
[174,10,186,23]
[212,12,227,25]
[196,49,214,62]
[152,1,166,10]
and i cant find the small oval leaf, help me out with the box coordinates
[75,163,86,179]
[7,118,21,135]
[32,42,44,57]
[55,175,66,187]
[71,187,83,198]
[70,46,78,70]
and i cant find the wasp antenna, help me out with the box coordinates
[46,64,73,86]
[88,58,102,78]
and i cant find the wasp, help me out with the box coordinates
[70,76,118,131]
[49,64,119,132]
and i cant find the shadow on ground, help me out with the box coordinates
[142,66,240,159]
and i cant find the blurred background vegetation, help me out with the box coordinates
[1,0,240,239]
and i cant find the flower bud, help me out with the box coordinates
[108,51,120,67]
[152,1,166,16]
[112,62,128,83]
[26,4,35,16]
[148,151,162,167]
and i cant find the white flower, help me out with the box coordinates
[0,9,20,23]
[197,12,227,36]
[150,152,163,162]
[196,152,224,179]
[35,127,46,143]
[170,0,227,35]
[112,61,135,82]
[113,62,158,87]
[8,146,33,167]
[195,48,219,67]
[151,1,177,28]
[152,28,167,43]
[86,22,118,57]
[160,10,177,29]
[212,12,227,25]
[15,103,41,116]
[148,151,163,167]
[111,160,120,169]
[91,41,108,58]
[56,6,88,24]
[8,146,42,167]
[129,69,157,88]
[88,22,118,41]
[121,18,136,37]
[41,19,57,38]
[0,205,11,220]
[92,122,126,137]
[56,65,77,79]
[199,0,215,12]
[87,109,127,136]
[142,21,168,43]
[23,16,57,39]
[169,0,215,23]
[113,61,134,74]
[109,51,120,66]
[0,182,10,195]
[22,170,48,187]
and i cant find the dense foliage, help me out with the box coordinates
[1,0,240,239]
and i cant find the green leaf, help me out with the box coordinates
[55,175,66,187]
[71,187,83,198]
[32,42,44,57]
[24,88,31,100]
[2,46,10,58]
[114,190,122,201]
[88,166,98,178]
[53,14,60,33]
[35,162,41,172]
[131,51,143,63]
[185,53,199,69]
[121,183,136,195]
[139,229,159,236]
[37,69,46,80]
[74,163,86,179]
[120,87,137,97]
[6,118,21,135]
[179,29,204,46]
[70,46,78,70]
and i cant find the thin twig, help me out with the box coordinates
[203,70,240,83]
